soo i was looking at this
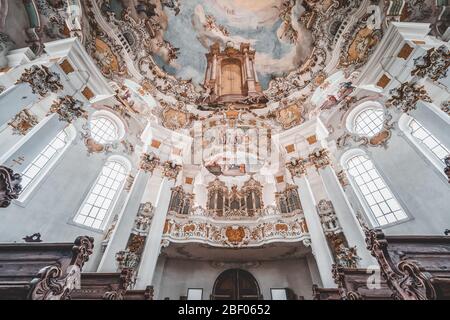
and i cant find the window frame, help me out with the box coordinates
[89,110,125,145]
[346,101,385,137]
[72,156,131,231]
[341,149,411,228]
[399,114,449,179]
[15,125,77,205]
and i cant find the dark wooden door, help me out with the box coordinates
[212,269,260,300]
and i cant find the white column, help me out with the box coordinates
[319,166,376,267]
[294,174,336,288]
[135,176,175,289]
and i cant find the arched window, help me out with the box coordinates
[408,118,449,163]
[89,111,125,144]
[346,102,385,137]
[90,117,119,144]
[74,158,129,230]
[353,108,384,137]
[19,125,76,201]
[399,114,449,175]
[345,153,407,226]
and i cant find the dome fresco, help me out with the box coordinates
[0,0,449,302]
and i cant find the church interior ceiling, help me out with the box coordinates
[0,0,447,169]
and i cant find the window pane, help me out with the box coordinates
[347,155,407,226]
[90,117,119,144]
[353,108,384,137]
[20,130,69,191]
[74,160,127,229]
[409,119,449,164]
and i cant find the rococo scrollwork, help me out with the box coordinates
[16,65,63,97]
[0,166,22,208]
[28,236,94,300]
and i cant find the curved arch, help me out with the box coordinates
[212,269,261,300]
[89,110,126,144]
[345,101,384,136]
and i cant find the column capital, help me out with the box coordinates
[162,161,182,181]
[286,157,308,178]
[16,65,63,97]
[308,148,332,170]
[140,153,160,174]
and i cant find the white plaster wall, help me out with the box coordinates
[0,141,132,271]
[156,257,319,300]
[343,133,450,236]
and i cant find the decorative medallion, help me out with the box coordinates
[161,102,192,130]
[274,99,305,130]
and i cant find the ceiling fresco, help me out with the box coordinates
[155,0,314,89]
[0,0,448,133]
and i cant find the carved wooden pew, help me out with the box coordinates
[0,166,22,208]
[365,229,450,300]
[72,269,130,300]
[124,286,154,300]
[331,265,394,300]
[0,236,94,300]
[71,270,154,300]
[312,285,340,300]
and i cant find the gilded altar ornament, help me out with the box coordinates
[8,110,39,135]
[28,236,94,300]
[412,46,450,81]
[139,153,160,173]
[49,96,88,123]
[162,161,182,180]
[386,82,432,113]
[286,157,308,178]
[0,166,22,208]
[308,149,331,169]
[16,65,63,97]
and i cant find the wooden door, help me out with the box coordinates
[212,269,260,300]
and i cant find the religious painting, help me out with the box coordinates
[276,101,304,129]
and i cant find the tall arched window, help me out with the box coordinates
[399,114,449,175]
[18,125,76,201]
[345,153,407,226]
[74,158,129,230]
